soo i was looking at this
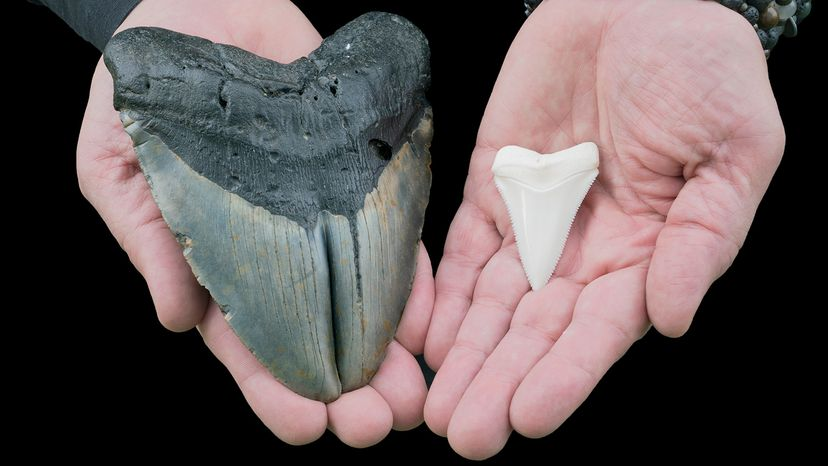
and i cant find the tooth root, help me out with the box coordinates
[492,143,599,291]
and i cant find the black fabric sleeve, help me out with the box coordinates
[31,0,142,51]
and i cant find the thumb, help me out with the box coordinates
[646,146,782,337]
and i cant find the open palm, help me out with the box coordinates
[423,0,784,459]
[77,0,434,447]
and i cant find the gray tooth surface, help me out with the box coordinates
[104,12,432,402]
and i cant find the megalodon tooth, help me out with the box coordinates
[103,12,432,402]
[492,143,599,291]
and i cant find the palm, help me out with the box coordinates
[424,0,783,459]
[77,0,433,447]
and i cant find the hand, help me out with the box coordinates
[423,0,784,459]
[77,0,434,447]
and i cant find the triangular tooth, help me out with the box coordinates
[492,143,599,291]
[104,14,432,402]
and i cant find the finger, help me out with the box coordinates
[327,386,393,448]
[198,302,328,445]
[369,341,427,431]
[510,266,650,439]
[647,161,776,337]
[424,201,501,369]
[445,278,582,460]
[424,248,527,436]
[122,216,210,331]
[395,243,435,354]
[77,65,209,332]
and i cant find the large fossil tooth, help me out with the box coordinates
[104,13,432,402]
[492,143,599,291]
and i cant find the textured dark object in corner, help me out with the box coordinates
[104,12,432,402]
[523,0,542,16]
[30,0,141,50]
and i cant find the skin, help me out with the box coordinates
[77,0,435,448]
[423,0,784,460]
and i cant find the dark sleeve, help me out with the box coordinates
[31,0,142,51]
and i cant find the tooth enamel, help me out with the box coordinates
[492,143,599,291]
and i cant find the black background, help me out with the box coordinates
[10,1,821,461]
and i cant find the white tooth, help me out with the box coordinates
[492,143,599,291]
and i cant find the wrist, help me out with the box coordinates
[524,0,810,57]
[116,0,236,35]
[717,0,810,56]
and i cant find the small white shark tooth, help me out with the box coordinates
[492,143,599,291]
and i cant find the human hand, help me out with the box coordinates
[77,0,434,447]
[423,0,784,459]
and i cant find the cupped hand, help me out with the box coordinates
[423,0,784,459]
[77,0,434,447]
